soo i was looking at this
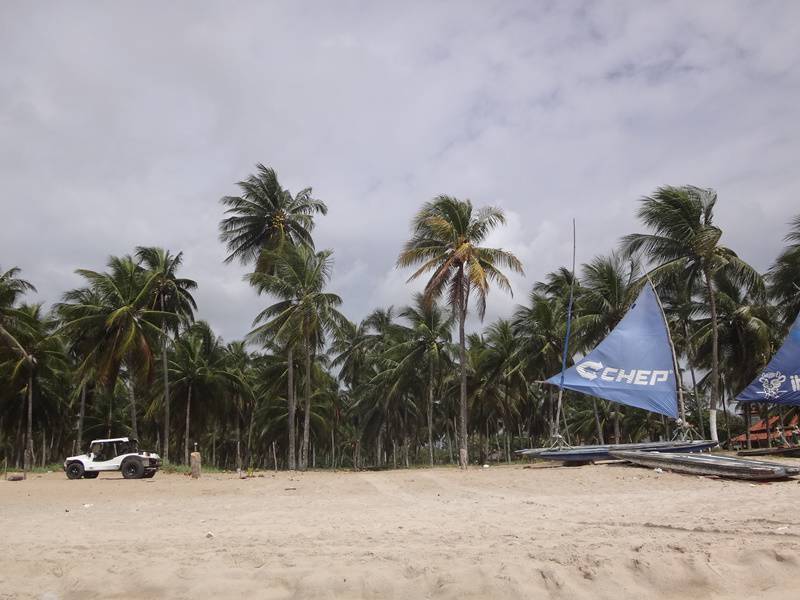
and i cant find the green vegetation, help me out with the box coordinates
[1,170,797,473]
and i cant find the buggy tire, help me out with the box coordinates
[122,459,145,479]
[66,462,84,480]
[83,471,99,479]
[143,470,156,478]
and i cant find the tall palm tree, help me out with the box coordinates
[57,256,175,439]
[0,267,36,361]
[392,294,453,466]
[621,186,763,442]
[397,196,523,467]
[248,245,345,470]
[135,247,197,463]
[218,164,327,270]
[768,214,800,328]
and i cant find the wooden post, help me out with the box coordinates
[745,403,752,449]
[190,452,201,479]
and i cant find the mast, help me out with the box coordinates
[646,274,687,428]
[553,219,576,442]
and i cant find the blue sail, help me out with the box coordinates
[737,313,800,406]
[546,282,678,419]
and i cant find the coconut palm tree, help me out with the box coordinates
[389,294,453,466]
[218,164,327,270]
[168,321,235,464]
[621,186,763,442]
[248,245,345,470]
[135,247,197,463]
[397,196,523,467]
[57,256,175,439]
[768,214,800,328]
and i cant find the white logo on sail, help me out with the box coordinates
[575,361,670,386]
[791,374,800,393]
[758,371,786,398]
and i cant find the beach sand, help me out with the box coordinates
[1,462,799,599]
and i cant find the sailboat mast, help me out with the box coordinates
[646,274,687,426]
[554,219,577,441]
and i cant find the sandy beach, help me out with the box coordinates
[1,462,799,599]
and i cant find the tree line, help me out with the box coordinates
[1,166,798,473]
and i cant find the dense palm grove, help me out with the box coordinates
[1,169,799,473]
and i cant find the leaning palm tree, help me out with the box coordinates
[768,214,800,328]
[248,245,345,470]
[135,246,197,463]
[621,186,763,442]
[397,196,523,467]
[0,267,36,360]
[218,164,328,270]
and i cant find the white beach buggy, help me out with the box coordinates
[63,437,161,480]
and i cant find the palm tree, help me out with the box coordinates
[0,267,36,362]
[57,256,175,439]
[397,196,523,467]
[248,245,345,470]
[768,214,800,328]
[168,322,235,464]
[621,186,763,442]
[218,164,327,270]
[391,294,453,466]
[135,247,197,463]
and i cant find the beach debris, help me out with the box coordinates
[206,531,215,539]
[654,468,663,473]
[6,473,24,481]
[285,487,297,491]
[82,503,93,508]
[482,464,490,469]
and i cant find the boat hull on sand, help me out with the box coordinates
[518,440,717,462]
[737,446,800,458]
[610,450,800,480]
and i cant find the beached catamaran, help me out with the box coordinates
[735,312,800,456]
[519,281,716,462]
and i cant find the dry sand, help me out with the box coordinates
[1,462,799,599]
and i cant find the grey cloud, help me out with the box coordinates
[1,0,799,341]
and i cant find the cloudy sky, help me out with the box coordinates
[2,1,799,341]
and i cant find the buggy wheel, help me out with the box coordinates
[122,459,145,479]
[66,462,84,480]
[83,471,99,479]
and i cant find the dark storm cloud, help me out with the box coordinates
[2,1,799,340]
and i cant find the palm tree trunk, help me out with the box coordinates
[682,322,705,438]
[287,346,296,470]
[592,399,604,444]
[24,373,34,477]
[704,267,720,443]
[162,332,171,463]
[77,383,86,452]
[458,299,468,469]
[613,409,621,444]
[235,409,242,471]
[129,374,138,440]
[300,343,312,471]
[428,359,435,467]
[247,402,256,469]
[184,384,192,465]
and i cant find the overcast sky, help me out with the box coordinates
[2,1,799,341]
